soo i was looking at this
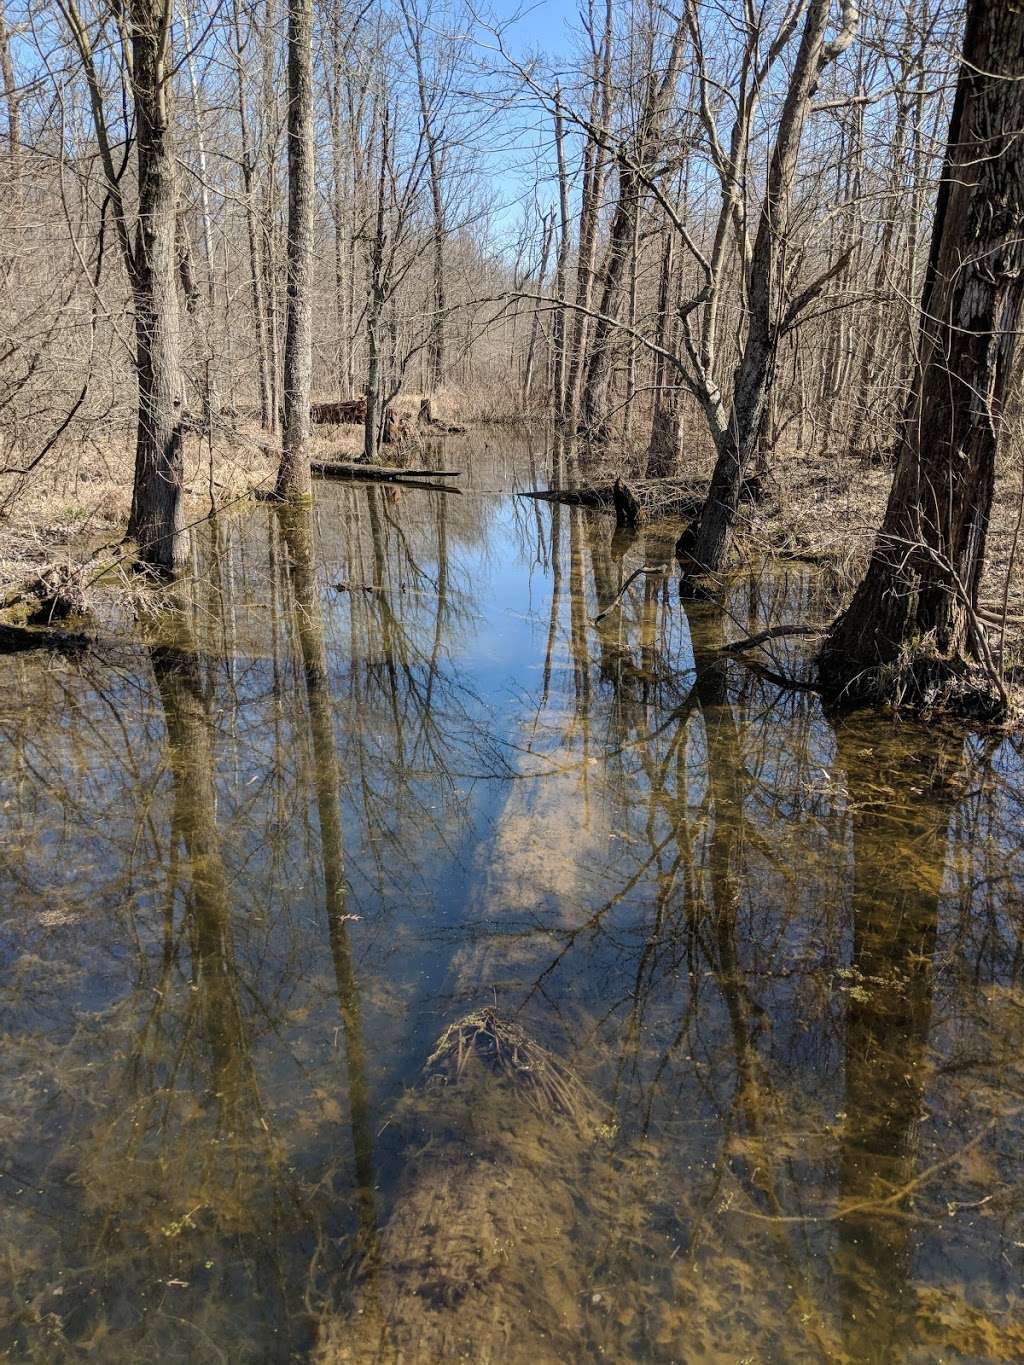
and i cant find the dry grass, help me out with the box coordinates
[0,423,276,585]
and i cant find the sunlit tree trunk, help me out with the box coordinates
[125,0,186,569]
[682,0,857,581]
[275,0,314,499]
[231,0,273,430]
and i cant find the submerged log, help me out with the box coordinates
[521,477,706,522]
[316,1009,600,1365]
[523,475,763,527]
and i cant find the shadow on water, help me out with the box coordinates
[1,432,1024,1360]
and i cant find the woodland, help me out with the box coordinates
[0,0,1020,714]
[3,2,1024,1360]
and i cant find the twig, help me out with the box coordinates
[594,565,668,623]
[718,624,826,654]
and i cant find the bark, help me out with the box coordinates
[646,228,681,477]
[551,88,572,421]
[821,0,1024,693]
[578,12,688,440]
[363,108,389,463]
[522,211,553,402]
[125,0,186,569]
[408,6,446,393]
[180,0,219,423]
[231,0,274,430]
[275,0,315,499]
[563,0,613,431]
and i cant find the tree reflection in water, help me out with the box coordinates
[1,440,1024,1360]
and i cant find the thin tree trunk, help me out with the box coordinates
[551,87,572,422]
[232,0,273,429]
[125,0,186,569]
[523,211,553,403]
[363,108,389,463]
[275,0,315,498]
[646,227,681,477]
[683,0,857,579]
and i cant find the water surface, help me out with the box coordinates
[2,433,1024,1361]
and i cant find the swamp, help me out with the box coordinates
[2,0,1024,1358]
[3,436,1024,1360]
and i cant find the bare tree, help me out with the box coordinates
[820,0,1024,709]
[275,0,315,498]
[59,0,188,568]
[678,0,860,582]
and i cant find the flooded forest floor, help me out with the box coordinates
[2,429,1024,1362]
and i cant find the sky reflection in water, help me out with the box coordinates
[2,434,1024,1361]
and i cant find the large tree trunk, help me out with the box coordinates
[275,0,315,499]
[125,0,186,570]
[821,0,1024,699]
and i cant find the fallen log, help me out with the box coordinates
[520,477,706,522]
[311,398,366,425]
[521,475,763,528]
[311,463,462,494]
[316,1009,600,1365]
[311,459,460,483]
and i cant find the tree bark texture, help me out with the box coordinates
[276,0,315,499]
[822,0,1024,685]
[125,0,187,569]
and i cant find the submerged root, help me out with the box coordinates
[820,634,1015,722]
[423,1008,595,1127]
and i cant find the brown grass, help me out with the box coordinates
[0,423,276,584]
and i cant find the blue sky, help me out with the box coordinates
[487,0,580,61]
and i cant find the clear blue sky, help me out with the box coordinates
[487,0,580,61]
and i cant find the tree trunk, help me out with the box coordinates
[646,227,681,477]
[683,0,856,580]
[821,0,1024,699]
[578,166,638,440]
[363,107,389,464]
[232,0,274,430]
[522,211,553,403]
[275,0,315,499]
[125,0,186,570]
[551,88,572,422]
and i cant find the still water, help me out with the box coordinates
[2,434,1024,1362]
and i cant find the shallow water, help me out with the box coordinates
[2,432,1024,1362]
